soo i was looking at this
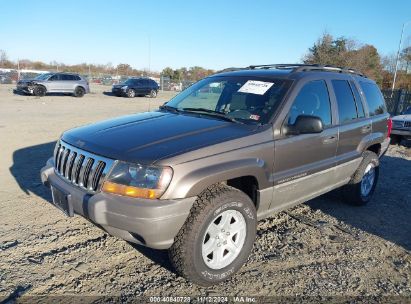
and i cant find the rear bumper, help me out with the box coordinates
[40,159,196,249]
[380,137,390,156]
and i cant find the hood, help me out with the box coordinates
[61,111,257,164]
[18,78,36,83]
[113,83,126,88]
[392,114,411,122]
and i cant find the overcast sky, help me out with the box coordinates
[1,0,411,72]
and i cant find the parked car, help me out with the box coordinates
[390,106,411,144]
[112,77,159,98]
[0,75,12,84]
[41,64,391,286]
[16,72,90,97]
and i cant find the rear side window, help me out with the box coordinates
[332,80,358,124]
[287,80,332,127]
[73,75,81,81]
[359,82,387,116]
[349,81,365,118]
[61,74,74,81]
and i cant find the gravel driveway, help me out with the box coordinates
[0,84,410,302]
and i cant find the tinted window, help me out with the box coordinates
[350,81,365,118]
[287,80,331,127]
[73,75,81,81]
[48,74,60,81]
[61,74,74,81]
[332,80,358,123]
[359,82,386,116]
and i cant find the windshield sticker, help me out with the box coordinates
[249,114,260,121]
[238,80,274,95]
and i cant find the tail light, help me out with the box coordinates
[387,117,392,138]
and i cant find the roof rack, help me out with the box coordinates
[248,64,366,77]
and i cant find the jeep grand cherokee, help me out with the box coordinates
[41,64,391,286]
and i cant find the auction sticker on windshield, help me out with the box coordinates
[238,80,274,95]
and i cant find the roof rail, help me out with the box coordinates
[248,64,366,77]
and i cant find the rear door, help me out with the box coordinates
[60,74,75,92]
[331,78,371,159]
[271,79,338,211]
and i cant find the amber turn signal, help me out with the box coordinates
[102,181,158,199]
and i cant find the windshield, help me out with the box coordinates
[404,107,411,115]
[122,78,136,85]
[165,76,293,124]
[35,73,53,80]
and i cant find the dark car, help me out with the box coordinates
[112,77,159,98]
[41,64,391,286]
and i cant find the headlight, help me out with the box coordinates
[102,161,173,199]
[121,85,128,90]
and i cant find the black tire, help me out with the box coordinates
[390,135,402,145]
[149,89,157,98]
[127,89,136,98]
[73,86,85,97]
[33,85,46,97]
[169,184,257,286]
[342,151,379,206]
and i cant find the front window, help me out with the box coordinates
[165,76,293,124]
[35,73,53,80]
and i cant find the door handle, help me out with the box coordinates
[361,125,371,133]
[323,135,337,144]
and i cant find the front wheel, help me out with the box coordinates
[169,184,256,286]
[149,89,157,98]
[127,89,136,98]
[33,85,46,97]
[342,151,379,206]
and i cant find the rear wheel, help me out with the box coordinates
[33,85,46,97]
[342,151,379,206]
[127,89,136,98]
[73,86,85,97]
[149,89,157,98]
[169,184,256,286]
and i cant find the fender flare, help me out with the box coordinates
[163,158,270,199]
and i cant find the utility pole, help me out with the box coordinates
[392,20,411,97]
[148,35,151,75]
[17,58,20,81]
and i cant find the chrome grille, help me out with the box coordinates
[54,141,114,193]
[404,121,411,128]
[392,120,404,129]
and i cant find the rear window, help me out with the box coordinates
[349,81,365,118]
[359,82,386,116]
[332,80,358,124]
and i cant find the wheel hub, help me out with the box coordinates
[202,209,246,270]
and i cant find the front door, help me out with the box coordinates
[271,79,338,211]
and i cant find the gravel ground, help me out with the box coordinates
[0,84,410,302]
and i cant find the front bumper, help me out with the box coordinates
[40,159,196,249]
[15,85,33,94]
[112,88,126,96]
[391,129,411,138]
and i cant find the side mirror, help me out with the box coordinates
[285,115,323,135]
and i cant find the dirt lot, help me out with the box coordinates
[0,84,410,301]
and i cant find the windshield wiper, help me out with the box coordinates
[181,107,242,124]
[159,105,181,113]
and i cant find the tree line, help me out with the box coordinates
[303,32,411,90]
[1,32,410,88]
